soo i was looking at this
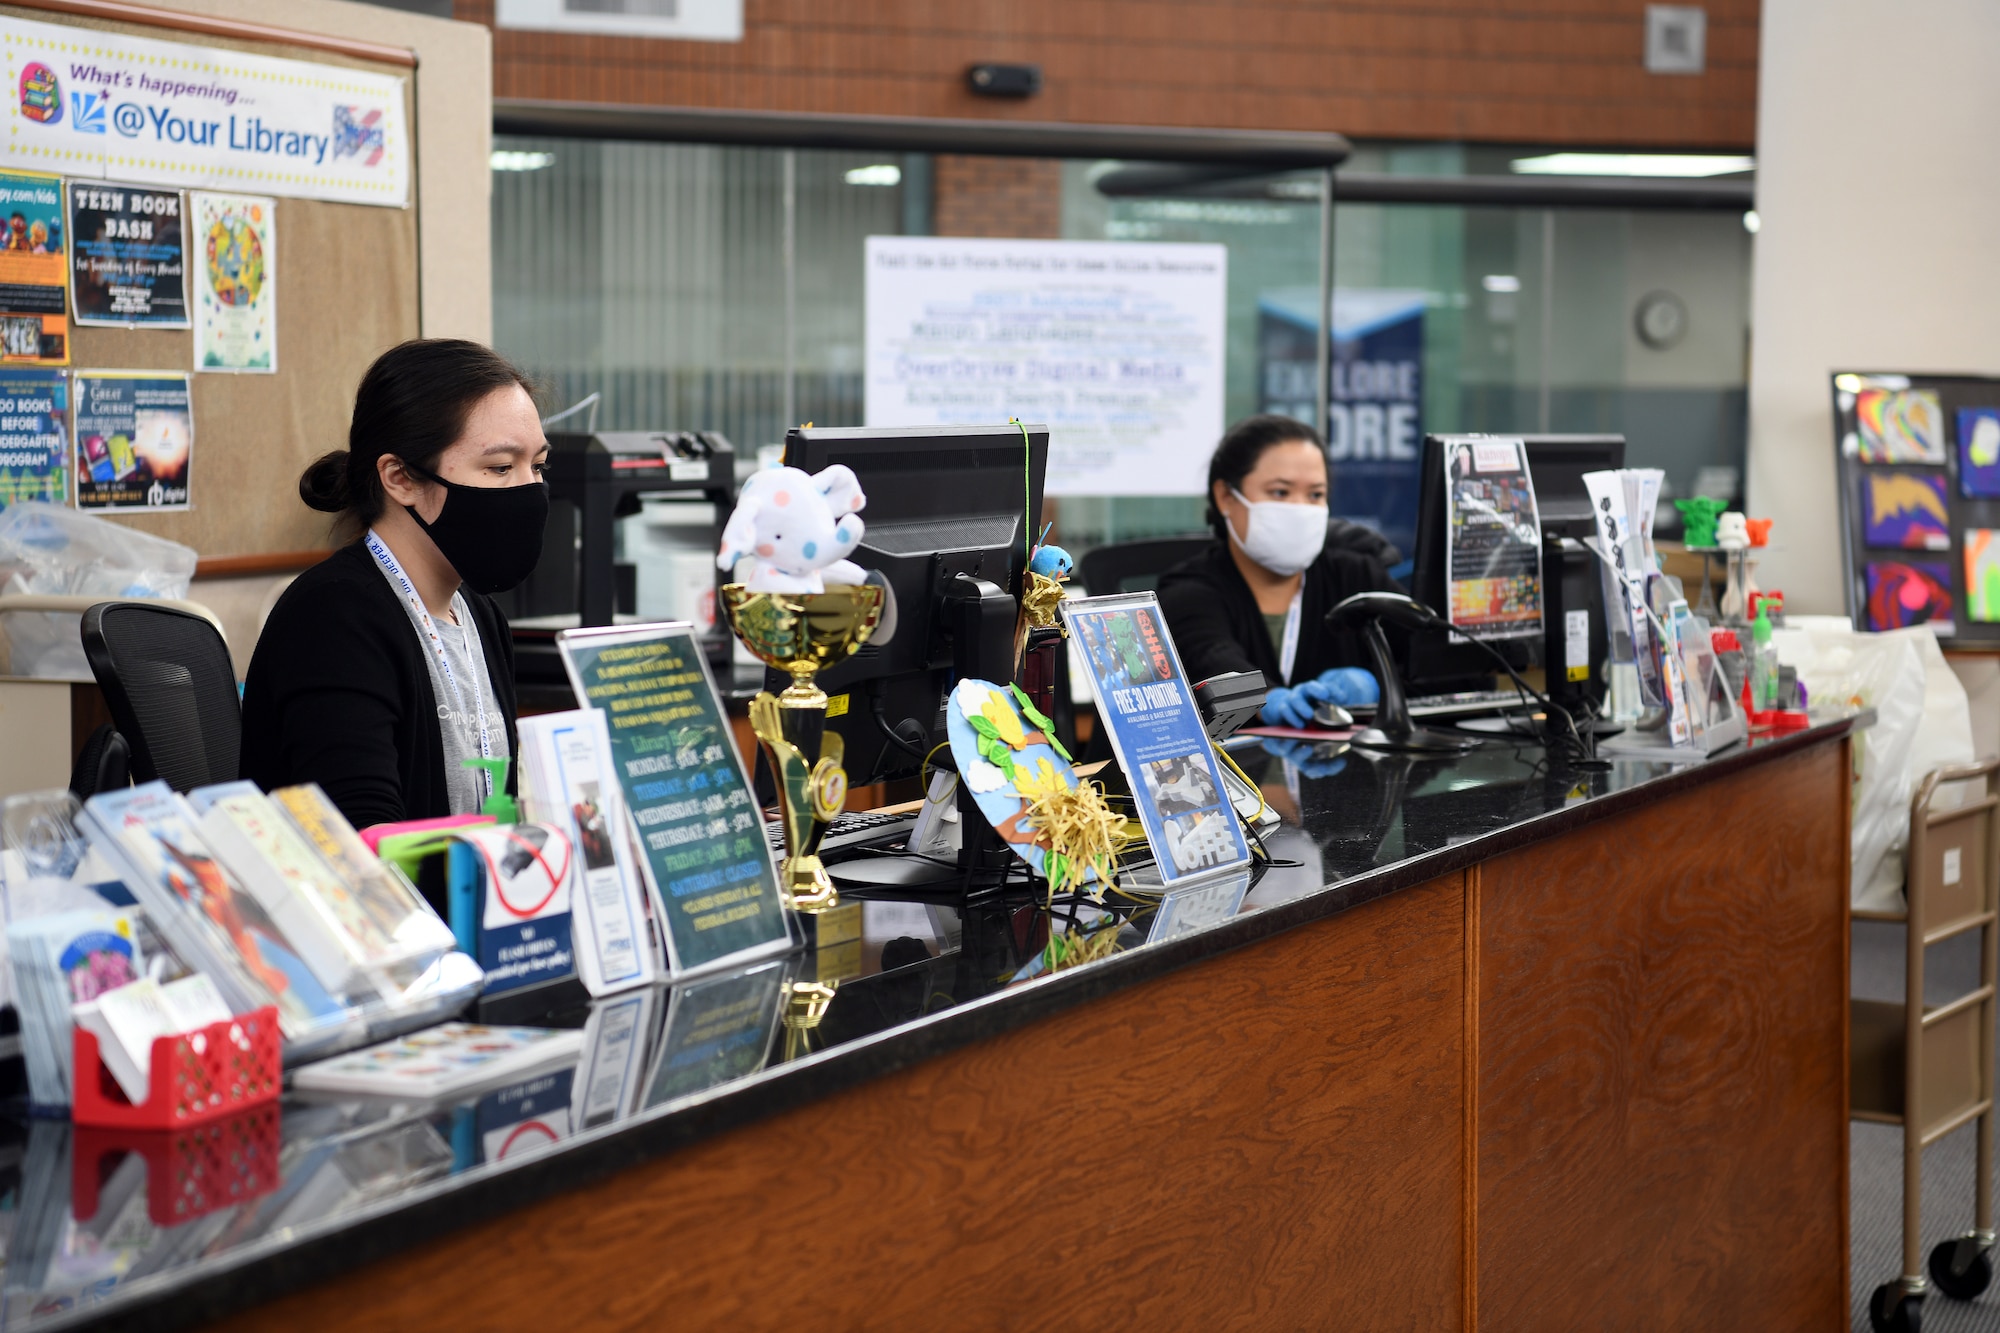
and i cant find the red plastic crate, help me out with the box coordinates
[72,1005,281,1130]
[72,1101,282,1226]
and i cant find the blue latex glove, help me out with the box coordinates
[1259,738,1349,779]
[1313,666,1379,707]
[1259,684,1317,729]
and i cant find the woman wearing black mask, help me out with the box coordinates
[240,339,549,828]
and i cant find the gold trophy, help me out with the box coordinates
[720,583,884,913]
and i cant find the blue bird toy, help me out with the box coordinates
[1029,543,1073,579]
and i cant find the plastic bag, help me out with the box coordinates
[1773,620,1975,909]
[0,502,195,678]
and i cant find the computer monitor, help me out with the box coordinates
[780,423,1050,786]
[1406,433,1625,692]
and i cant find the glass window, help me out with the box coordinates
[492,136,1751,564]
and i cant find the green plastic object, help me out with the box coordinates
[1749,604,1779,710]
[1675,496,1729,548]
[463,756,518,825]
[375,830,464,883]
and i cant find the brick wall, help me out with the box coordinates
[461,0,1759,150]
[932,157,1064,238]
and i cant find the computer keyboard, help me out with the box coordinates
[1409,687,1530,719]
[1350,688,1528,722]
[762,809,917,857]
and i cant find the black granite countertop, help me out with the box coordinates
[1,715,1860,1332]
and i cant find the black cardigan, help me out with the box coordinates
[1156,539,1402,689]
[239,541,519,830]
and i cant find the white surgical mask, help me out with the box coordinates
[1227,489,1328,576]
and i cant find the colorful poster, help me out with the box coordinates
[1259,288,1427,560]
[0,366,65,508]
[0,13,409,208]
[1865,560,1954,635]
[191,192,274,371]
[1861,470,1950,550]
[1958,408,2000,498]
[0,169,67,365]
[1967,532,2000,623]
[73,371,191,511]
[1854,387,1946,464]
[556,623,790,979]
[67,182,185,326]
[1062,592,1250,885]
[1443,437,1544,640]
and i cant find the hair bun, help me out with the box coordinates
[299,450,352,513]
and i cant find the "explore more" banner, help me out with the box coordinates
[0,14,408,208]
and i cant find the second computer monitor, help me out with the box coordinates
[781,423,1050,786]
[1407,433,1626,691]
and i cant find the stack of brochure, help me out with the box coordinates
[78,781,483,1065]
[8,909,147,1107]
[292,1023,585,1100]
[517,709,660,995]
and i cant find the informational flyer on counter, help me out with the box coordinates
[1442,437,1543,640]
[191,193,274,371]
[67,183,186,327]
[0,366,66,508]
[864,236,1226,496]
[1061,592,1249,886]
[556,622,790,978]
[73,371,192,511]
[0,170,67,365]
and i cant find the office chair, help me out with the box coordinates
[79,602,241,793]
[68,722,131,799]
[1077,535,1211,597]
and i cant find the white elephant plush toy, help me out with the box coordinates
[717,464,868,593]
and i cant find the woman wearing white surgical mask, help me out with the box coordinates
[1158,415,1404,728]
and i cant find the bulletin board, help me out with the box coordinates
[0,2,420,561]
[1831,371,2000,645]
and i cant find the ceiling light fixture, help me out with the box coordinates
[490,150,556,172]
[844,164,902,187]
[1510,153,1754,178]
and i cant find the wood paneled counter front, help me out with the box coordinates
[21,720,1854,1333]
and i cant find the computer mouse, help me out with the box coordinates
[1311,701,1354,729]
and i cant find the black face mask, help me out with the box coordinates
[404,466,550,595]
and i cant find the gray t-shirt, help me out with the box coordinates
[371,556,509,816]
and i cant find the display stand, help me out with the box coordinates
[71,1006,280,1131]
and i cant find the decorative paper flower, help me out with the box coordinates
[974,695,1027,748]
[1011,756,1073,802]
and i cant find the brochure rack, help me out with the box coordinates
[71,1005,281,1130]
[72,1101,282,1227]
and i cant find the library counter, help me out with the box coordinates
[10,716,1859,1332]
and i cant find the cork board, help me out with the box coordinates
[0,4,420,559]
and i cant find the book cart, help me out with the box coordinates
[1852,759,2000,1332]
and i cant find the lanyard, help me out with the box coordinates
[365,528,494,802]
[1280,585,1302,683]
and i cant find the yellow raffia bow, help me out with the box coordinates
[1020,570,1067,631]
[1021,773,1130,902]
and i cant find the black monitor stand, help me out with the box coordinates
[828,573,1025,897]
[1348,619,1480,754]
